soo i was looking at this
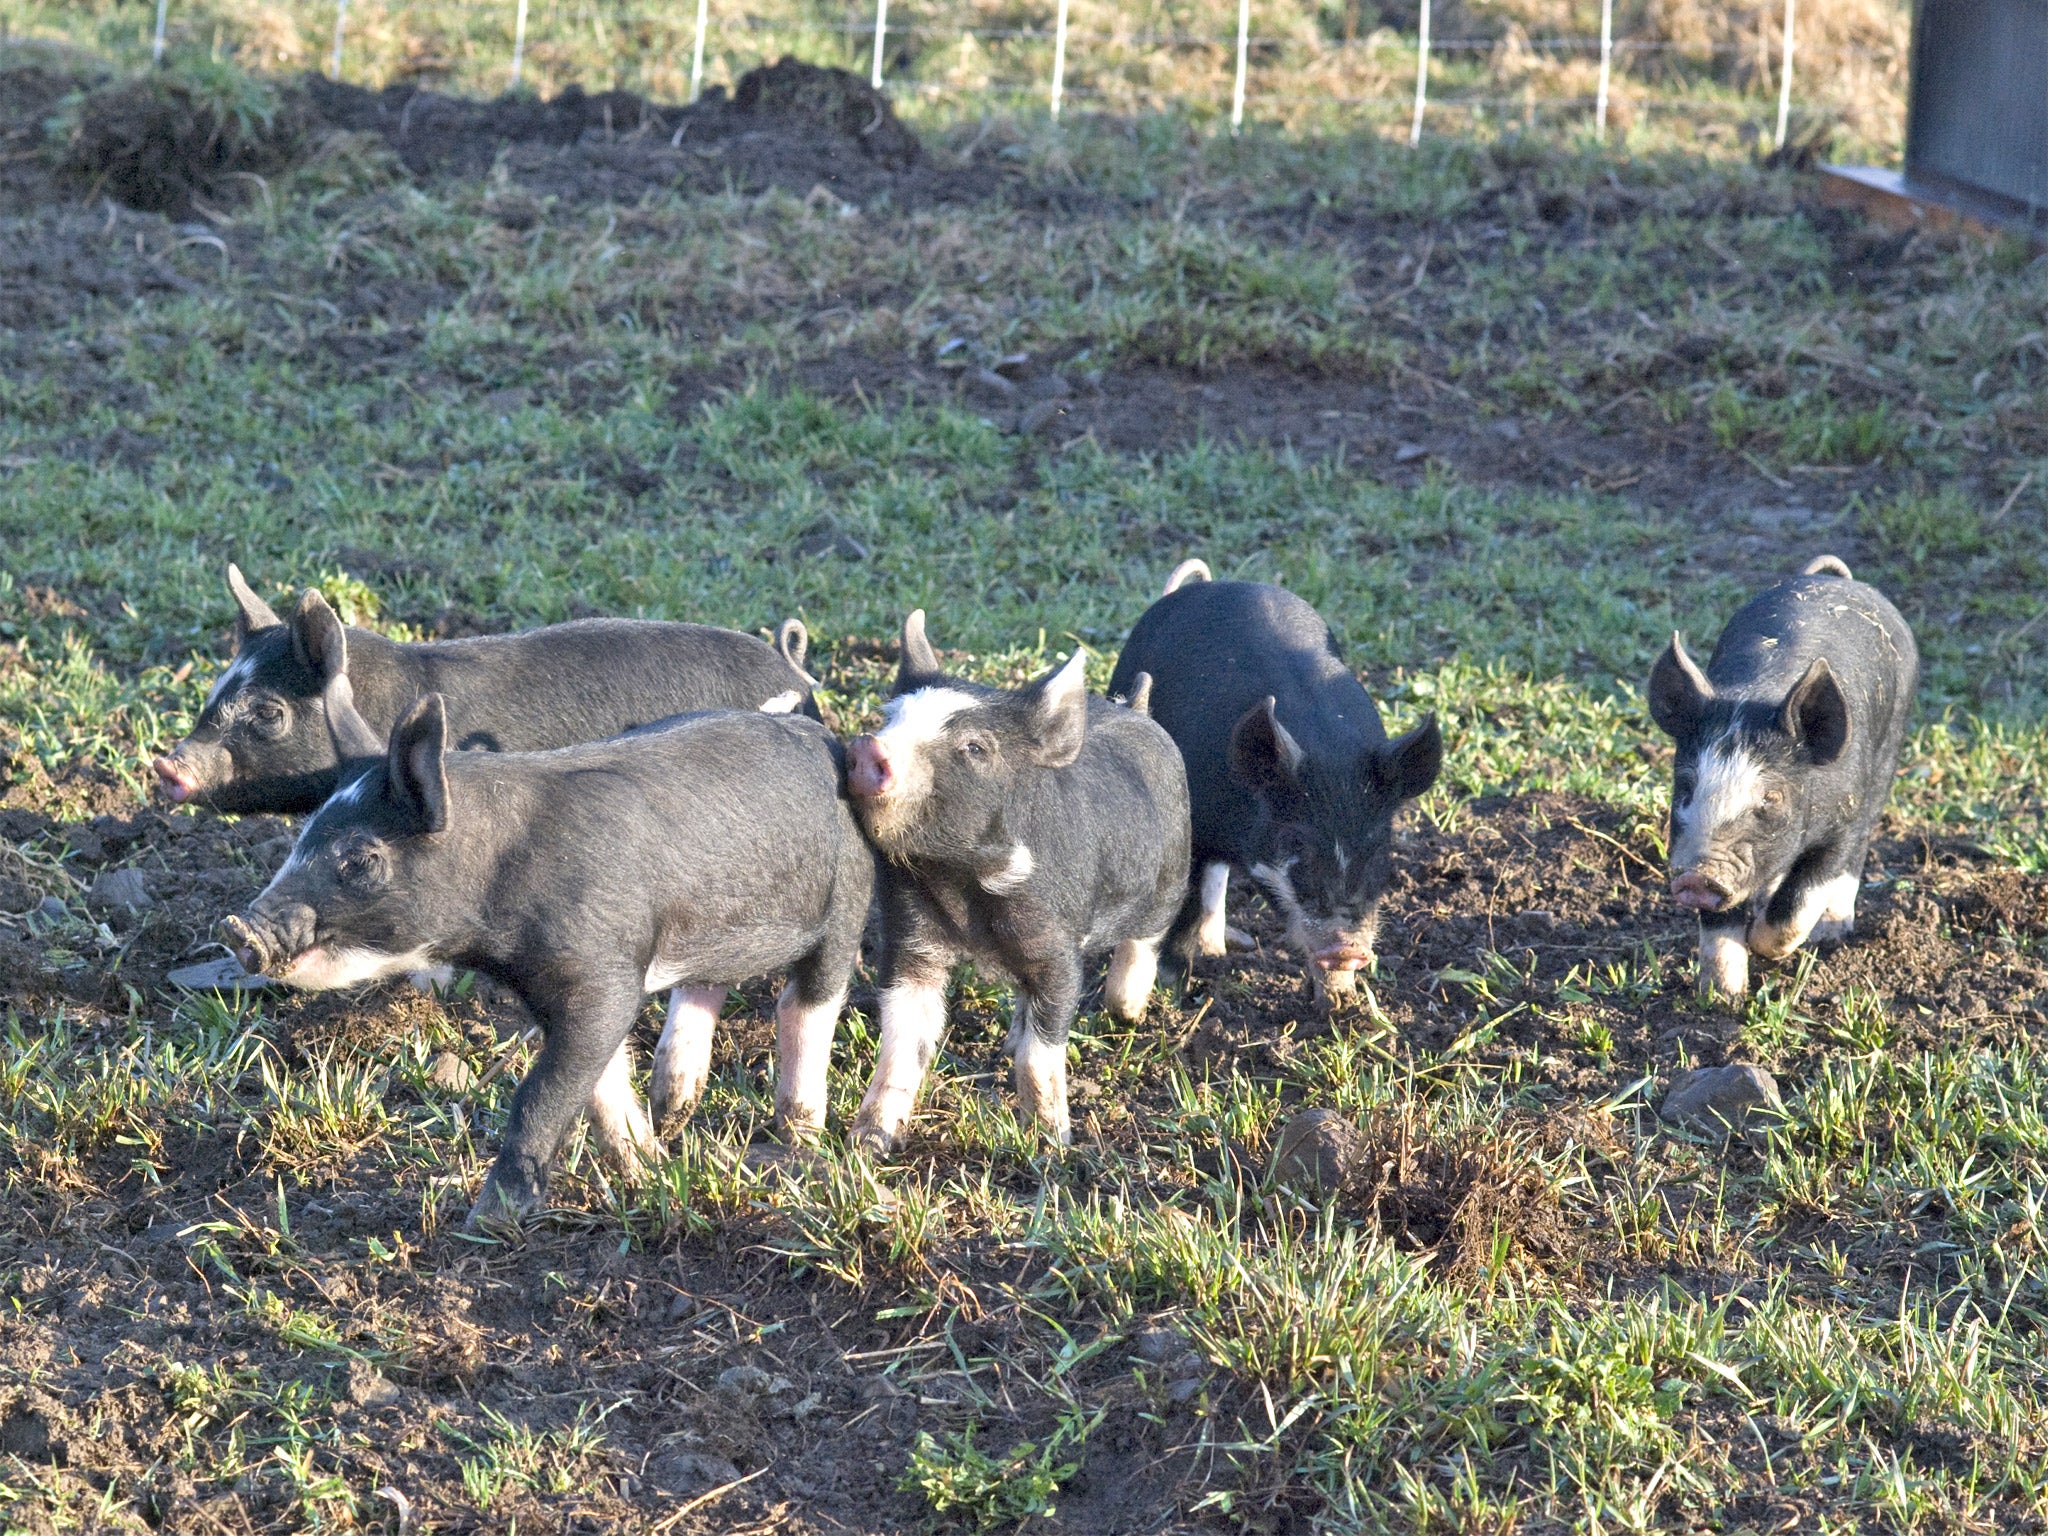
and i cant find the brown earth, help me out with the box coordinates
[0,699,2041,1530]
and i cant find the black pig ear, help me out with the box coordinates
[1375,714,1442,802]
[227,563,282,651]
[1027,650,1089,768]
[323,672,385,763]
[895,609,941,692]
[290,590,348,685]
[1647,633,1711,738]
[1781,658,1850,764]
[1229,697,1305,793]
[388,694,450,834]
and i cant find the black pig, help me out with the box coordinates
[156,564,816,813]
[843,613,1190,1150]
[1108,561,1441,1003]
[223,694,874,1227]
[1648,556,1917,999]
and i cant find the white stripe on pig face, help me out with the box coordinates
[1669,732,1766,875]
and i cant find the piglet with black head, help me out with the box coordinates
[224,687,876,1230]
[155,563,819,815]
[843,611,1191,1152]
[1107,562,1441,1004]
[1648,556,1917,999]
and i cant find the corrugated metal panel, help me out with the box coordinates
[1907,0,2048,220]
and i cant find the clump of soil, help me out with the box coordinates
[731,56,920,171]
[56,64,309,218]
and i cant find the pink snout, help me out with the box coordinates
[152,755,199,804]
[1313,945,1373,973]
[1670,870,1729,912]
[846,735,893,798]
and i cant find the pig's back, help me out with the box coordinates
[411,620,812,751]
[1708,575,1918,724]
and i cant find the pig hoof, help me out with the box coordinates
[848,1118,899,1157]
[465,1174,541,1235]
[1809,917,1854,945]
[1224,926,1256,953]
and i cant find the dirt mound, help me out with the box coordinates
[303,57,926,200]
[56,63,309,218]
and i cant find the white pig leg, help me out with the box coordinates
[1808,870,1862,945]
[850,978,948,1154]
[1105,933,1164,1022]
[584,1040,659,1169]
[1751,870,1861,959]
[774,980,845,1140]
[1195,863,1232,957]
[1698,923,1751,1000]
[650,983,725,1126]
[1011,1026,1071,1146]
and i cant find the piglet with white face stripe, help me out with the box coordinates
[843,612,1191,1152]
[1648,556,1917,1000]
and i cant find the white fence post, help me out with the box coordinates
[1595,0,1612,139]
[1230,0,1250,133]
[1049,0,1071,118]
[689,0,709,100]
[871,0,889,90]
[1408,0,1429,146]
[330,0,349,79]
[152,0,169,63]
[510,0,530,87]
[1774,0,1795,148]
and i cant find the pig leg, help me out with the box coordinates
[1750,849,1861,959]
[850,962,949,1155]
[650,983,726,1127]
[774,980,846,1140]
[1012,956,1081,1145]
[1195,863,1231,957]
[583,1039,659,1169]
[1697,917,1751,1000]
[471,979,639,1229]
[1105,931,1166,1022]
[1809,868,1862,944]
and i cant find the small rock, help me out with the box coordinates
[1018,398,1069,437]
[426,1052,474,1093]
[1164,1375,1207,1405]
[716,1364,791,1398]
[1516,908,1555,935]
[1131,1326,1187,1364]
[33,896,69,925]
[1394,442,1428,463]
[346,1359,403,1409]
[87,868,153,912]
[647,1449,741,1496]
[1268,1108,1364,1195]
[166,956,270,993]
[963,367,1020,404]
[1660,1064,1783,1138]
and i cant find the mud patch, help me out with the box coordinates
[57,66,309,218]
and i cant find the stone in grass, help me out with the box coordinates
[1660,1064,1783,1139]
[1267,1108,1364,1195]
[165,956,270,992]
[426,1051,474,1094]
[345,1359,403,1410]
[87,867,153,912]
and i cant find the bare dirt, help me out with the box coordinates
[1,684,2040,1530]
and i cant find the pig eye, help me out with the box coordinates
[958,736,992,764]
[248,697,290,739]
[335,840,386,888]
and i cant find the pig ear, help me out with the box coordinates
[1124,672,1153,717]
[1229,697,1305,794]
[1028,649,1090,768]
[323,672,386,763]
[1781,658,1850,764]
[388,694,450,834]
[1647,633,1711,738]
[1374,714,1442,802]
[895,609,942,691]
[227,563,282,651]
[290,590,348,685]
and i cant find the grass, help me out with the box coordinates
[0,13,2047,1533]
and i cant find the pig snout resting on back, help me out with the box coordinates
[1107,562,1442,1003]
[1648,556,1917,1000]
[153,563,818,814]
[222,695,874,1229]
[843,612,1191,1152]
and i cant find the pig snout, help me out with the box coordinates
[1312,943,1374,973]
[221,904,315,976]
[153,753,204,804]
[1670,870,1730,912]
[847,735,894,798]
